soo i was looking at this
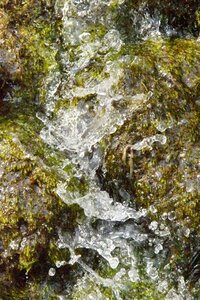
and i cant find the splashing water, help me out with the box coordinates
[35,0,200,298]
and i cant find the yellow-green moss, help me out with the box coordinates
[0,0,60,104]
[0,114,89,298]
[102,38,200,289]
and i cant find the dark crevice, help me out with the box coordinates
[115,0,200,42]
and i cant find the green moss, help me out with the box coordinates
[19,24,57,88]
[48,242,70,265]
[75,63,108,87]
[196,9,200,26]
[0,113,89,297]
[0,0,61,105]
[98,263,120,279]
[0,0,91,298]
[1,0,200,297]
[114,0,200,41]
[87,23,108,41]
[69,276,108,300]
[19,246,39,272]
[70,275,166,300]
[102,38,200,289]
[120,281,166,300]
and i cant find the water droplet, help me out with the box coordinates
[154,243,163,254]
[149,221,158,231]
[48,267,56,276]
[183,227,190,237]
[9,240,19,250]
[168,212,176,221]
[55,260,67,268]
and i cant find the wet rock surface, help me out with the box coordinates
[115,0,200,41]
[0,0,200,299]
[101,39,200,292]
[0,113,90,298]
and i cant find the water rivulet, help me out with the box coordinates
[0,0,200,299]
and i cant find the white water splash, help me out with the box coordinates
[39,53,151,159]
[35,0,194,298]
[131,134,167,151]
[57,185,147,222]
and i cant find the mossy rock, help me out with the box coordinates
[100,38,200,287]
[0,8,22,103]
[115,0,200,41]
[0,113,89,298]
[69,274,166,300]
[0,0,61,106]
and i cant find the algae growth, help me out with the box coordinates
[0,0,200,299]
[102,38,200,295]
